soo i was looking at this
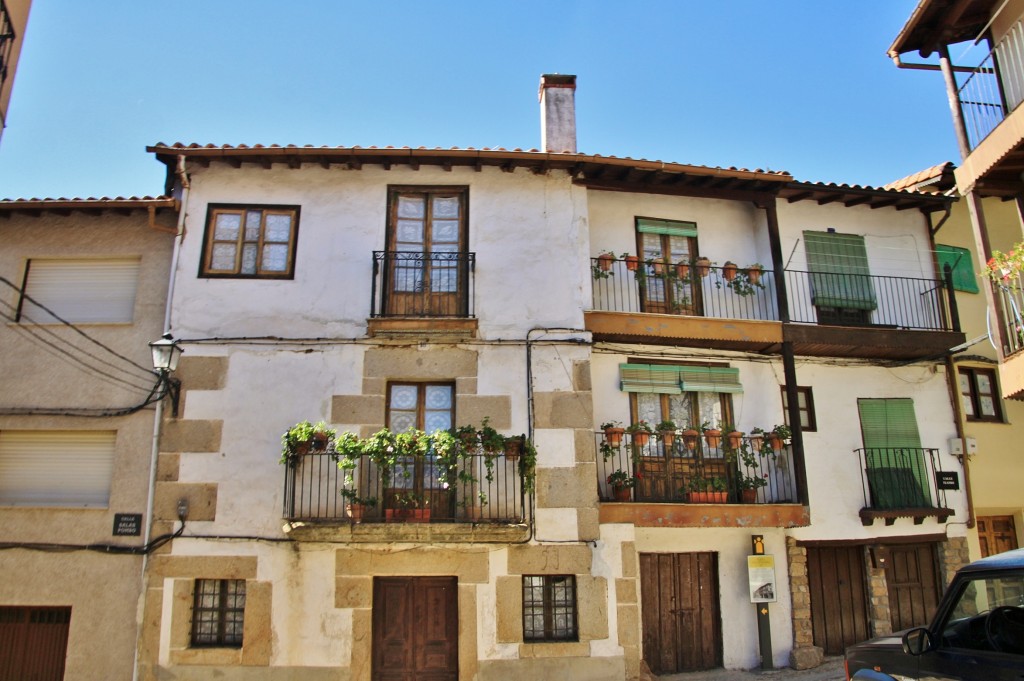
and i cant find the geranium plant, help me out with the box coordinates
[607,469,641,489]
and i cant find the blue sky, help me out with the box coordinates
[0,1,958,199]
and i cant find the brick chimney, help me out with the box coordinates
[539,74,577,153]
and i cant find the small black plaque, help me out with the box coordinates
[935,471,960,491]
[113,513,143,537]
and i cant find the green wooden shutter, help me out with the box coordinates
[636,218,698,238]
[804,231,877,310]
[856,399,930,508]
[678,366,743,393]
[935,244,979,294]
[619,364,682,394]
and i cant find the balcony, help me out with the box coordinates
[595,430,807,528]
[368,251,477,337]
[586,256,963,359]
[855,447,954,526]
[992,276,1024,398]
[282,447,528,542]
[952,14,1024,196]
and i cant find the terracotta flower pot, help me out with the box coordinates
[727,431,744,449]
[747,266,763,284]
[740,489,757,504]
[723,261,738,281]
[767,434,784,451]
[652,258,666,275]
[604,427,625,447]
[681,429,700,449]
[612,486,632,502]
[687,491,728,504]
[676,262,690,279]
[660,431,676,448]
[704,429,722,449]
[696,257,711,278]
[625,255,640,271]
[504,436,523,461]
[631,431,650,447]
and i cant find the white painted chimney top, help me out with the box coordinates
[539,74,577,153]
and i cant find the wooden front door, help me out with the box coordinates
[372,577,458,681]
[640,552,721,673]
[884,543,941,632]
[978,515,1019,557]
[0,607,71,681]
[386,189,466,317]
[806,546,870,655]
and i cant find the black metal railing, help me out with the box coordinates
[595,431,799,505]
[785,269,958,331]
[993,274,1024,356]
[590,256,778,321]
[283,448,525,523]
[855,447,946,511]
[956,15,1024,150]
[371,250,475,318]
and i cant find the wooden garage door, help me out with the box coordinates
[0,607,71,681]
[640,552,721,673]
[807,546,870,655]
[885,543,941,632]
[372,577,457,681]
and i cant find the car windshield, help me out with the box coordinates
[941,571,1024,654]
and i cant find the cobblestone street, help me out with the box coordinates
[657,657,845,681]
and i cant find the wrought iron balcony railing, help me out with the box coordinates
[855,447,947,512]
[371,250,475,318]
[590,256,778,321]
[595,430,799,505]
[956,15,1024,150]
[784,269,959,331]
[993,274,1024,356]
[283,448,525,524]
[590,256,959,332]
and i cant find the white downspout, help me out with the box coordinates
[132,156,190,681]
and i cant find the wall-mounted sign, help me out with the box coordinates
[935,471,960,491]
[748,555,777,603]
[113,513,143,537]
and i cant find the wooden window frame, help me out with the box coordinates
[385,382,456,433]
[781,386,817,432]
[191,579,246,648]
[633,216,701,316]
[199,204,299,279]
[958,366,1004,422]
[522,575,578,642]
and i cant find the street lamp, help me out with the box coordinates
[149,333,184,416]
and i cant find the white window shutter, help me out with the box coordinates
[0,431,116,507]
[21,258,140,323]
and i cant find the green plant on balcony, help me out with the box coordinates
[592,252,617,279]
[985,246,1024,288]
[607,469,641,489]
[280,419,338,466]
[713,264,766,296]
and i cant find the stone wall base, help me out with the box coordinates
[789,645,824,670]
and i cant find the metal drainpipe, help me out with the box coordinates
[132,157,191,681]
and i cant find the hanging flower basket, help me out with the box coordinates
[597,252,615,271]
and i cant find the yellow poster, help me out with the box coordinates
[748,555,776,603]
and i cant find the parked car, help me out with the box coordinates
[845,548,1024,680]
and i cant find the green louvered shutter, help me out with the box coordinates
[935,244,979,294]
[636,218,698,238]
[804,231,877,310]
[856,399,930,508]
[678,366,743,393]
[619,364,682,394]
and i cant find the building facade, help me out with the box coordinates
[128,76,973,680]
[0,196,177,680]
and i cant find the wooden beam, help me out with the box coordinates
[576,177,778,204]
[816,194,842,205]
[843,196,873,207]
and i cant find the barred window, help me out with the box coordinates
[522,575,578,642]
[191,579,246,648]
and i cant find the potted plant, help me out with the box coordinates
[626,420,654,447]
[675,260,691,279]
[767,424,791,452]
[601,420,625,447]
[748,427,765,452]
[702,422,722,449]
[479,417,505,454]
[341,488,378,522]
[454,423,479,452]
[624,254,640,272]
[504,434,524,461]
[597,252,615,271]
[737,473,768,503]
[746,263,765,285]
[520,438,539,493]
[656,419,677,447]
[680,425,700,450]
[280,419,338,465]
[607,469,641,502]
[651,257,666,275]
[726,427,744,450]
[722,261,738,282]
[695,256,712,278]
[387,492,430,523]
[685,474,728,503]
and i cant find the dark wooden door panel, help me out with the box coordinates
[0,607,71,681]
[640,552,721,674]
[373,577,457,681]
[978,516,1019,557]
[807,546,870,655]
[885,543,940,632]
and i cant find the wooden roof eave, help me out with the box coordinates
[888,0,998,58]
[780,182,952,213]
[0,197,178,217]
